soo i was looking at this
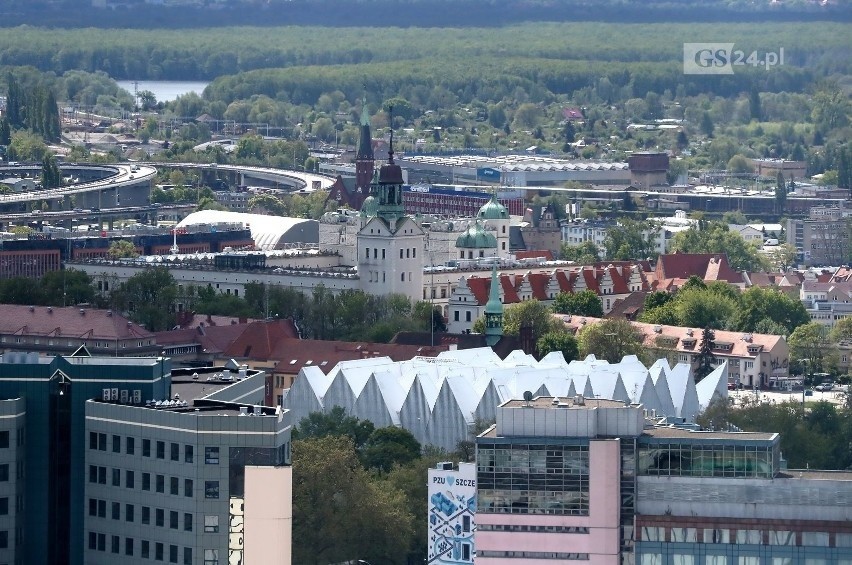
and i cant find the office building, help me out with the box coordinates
[475,395,852,564]
[0,352,291,565]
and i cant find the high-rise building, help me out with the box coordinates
[475,395,852,564]
[0,352,291,565]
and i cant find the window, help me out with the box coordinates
[142,540,150,559]
[170,510,179,530]
[142,506,150,525]
[466,311,471,322]
[142,439,151,457]
[454,311,459,322]
[401,273,405,282]
[126,437,135,455]
[125,537,134,556]
[184,548,192,565]
[126,470,135,489]
[97,500,106,518]
[89,432,98,450]
[156,474,165,493]
[184,513,193,532]
[185,479,193,497]
[89,498,97,516]
[204,549,219,565]
[0,498,7,516]
[112,535,120,554]
[156,508,164,527]
[205,481,219,499]
[0,464,7,482]
[156,441,165,459]
[204,515,219,533]
[205,447,219,464]
[98,533,106,551]
[171,476,179,496]
[170,544,178,563]
[170,443,179,461]
[89,532,97,550]
[142,473,151,491]
[112,468,121,487]
[99,466,106,484]
[185,445,193,463]
[112,502,120,520]
[112,435,121,453]
[126,504,135,523]
[400,249,404,259]
[155,542,164,561]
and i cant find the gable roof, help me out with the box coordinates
[0,305,153,340]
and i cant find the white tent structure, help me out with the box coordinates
[177,210,319,249]
[282,348,728,451]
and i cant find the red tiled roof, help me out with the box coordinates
[528,272,550,300]
[268,338,447,374]
[466,277,490,304]
[581,268,600,293]
[0,305,153,339]
[500,275,521,303]
[654,253,744,286]
[223,319,300,360]
[608,265,630,294]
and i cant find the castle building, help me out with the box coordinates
[356,132,425,303]
[355,99,376,202]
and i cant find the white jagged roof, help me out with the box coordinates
[281,350,728,451]
[177,209,318,249]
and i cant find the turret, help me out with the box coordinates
[484,265,503,347]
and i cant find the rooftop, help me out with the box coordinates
[643,426,778,441]
[502,396,627,409]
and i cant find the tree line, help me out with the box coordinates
[0,22,845,82]
[2,72,60,143]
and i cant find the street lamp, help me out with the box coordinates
[800,358,810,412]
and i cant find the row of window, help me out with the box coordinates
[87,532,192,564]
[87,465,219,498]
[0,429,24,449]
[87,499,222,534]
[364,246,418,260]
[477,524,589,534]
[641,527,852,547]
[88,433,219,464]
[477,550,588,560]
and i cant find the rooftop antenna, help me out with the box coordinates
[523,390,533,407]
[387,104,395,165]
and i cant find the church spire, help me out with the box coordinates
[484,265,504,347]
[387,104,395,164]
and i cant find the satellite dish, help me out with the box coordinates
[523,391,533,402]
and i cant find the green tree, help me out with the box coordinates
[694,327,716,381]
[107,239,139,259]
[788,322,837,377]
[749,87,762,122]
[41,153,61,188]
[722,210,748,225]
[292,436,414,565]
[643,291,673,312]
[668,222,768,272]
[730,286,809,335]
[536,330,579,362]
[727,154,752,174]
[576,318,645,363]
[811,81,850,132]
[293,406,375,449]
[559,240,599,264]
[553,289,604,317]
[247,193,288,215]
[502,299,561,341]
[111,267,177,331]
[0,117,10,146]
[8,130,48,162]
[603,218,658,261]
[672,287,737,330]
[700,111,714,137]
[40,269,96,307]
[829,317,852,343]
[362,426,421,473]
[775,170,787,213]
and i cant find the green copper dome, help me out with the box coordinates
[477,193,508,220]
[360,195,378,217]
[456,221,497,249]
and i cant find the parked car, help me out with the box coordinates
[814,384,832,392]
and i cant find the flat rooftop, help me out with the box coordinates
[643,426,778,441]
[502,396,628,409]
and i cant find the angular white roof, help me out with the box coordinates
[281,348,727,450]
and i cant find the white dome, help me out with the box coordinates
[177,210,318,250]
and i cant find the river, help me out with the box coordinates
[116,80,210,103]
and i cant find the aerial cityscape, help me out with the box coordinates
[0,0,850,563]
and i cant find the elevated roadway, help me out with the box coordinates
[150,162,336,192]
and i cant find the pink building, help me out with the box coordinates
[476,396,643,564]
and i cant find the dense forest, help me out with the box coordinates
[0,22,847,81]
[0,0,846,29]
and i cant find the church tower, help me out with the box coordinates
[355,97,375,198]
[357,117,425,303]
[484,265,504,347]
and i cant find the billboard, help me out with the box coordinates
[477,167,501,182]
[427,462,476,564]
